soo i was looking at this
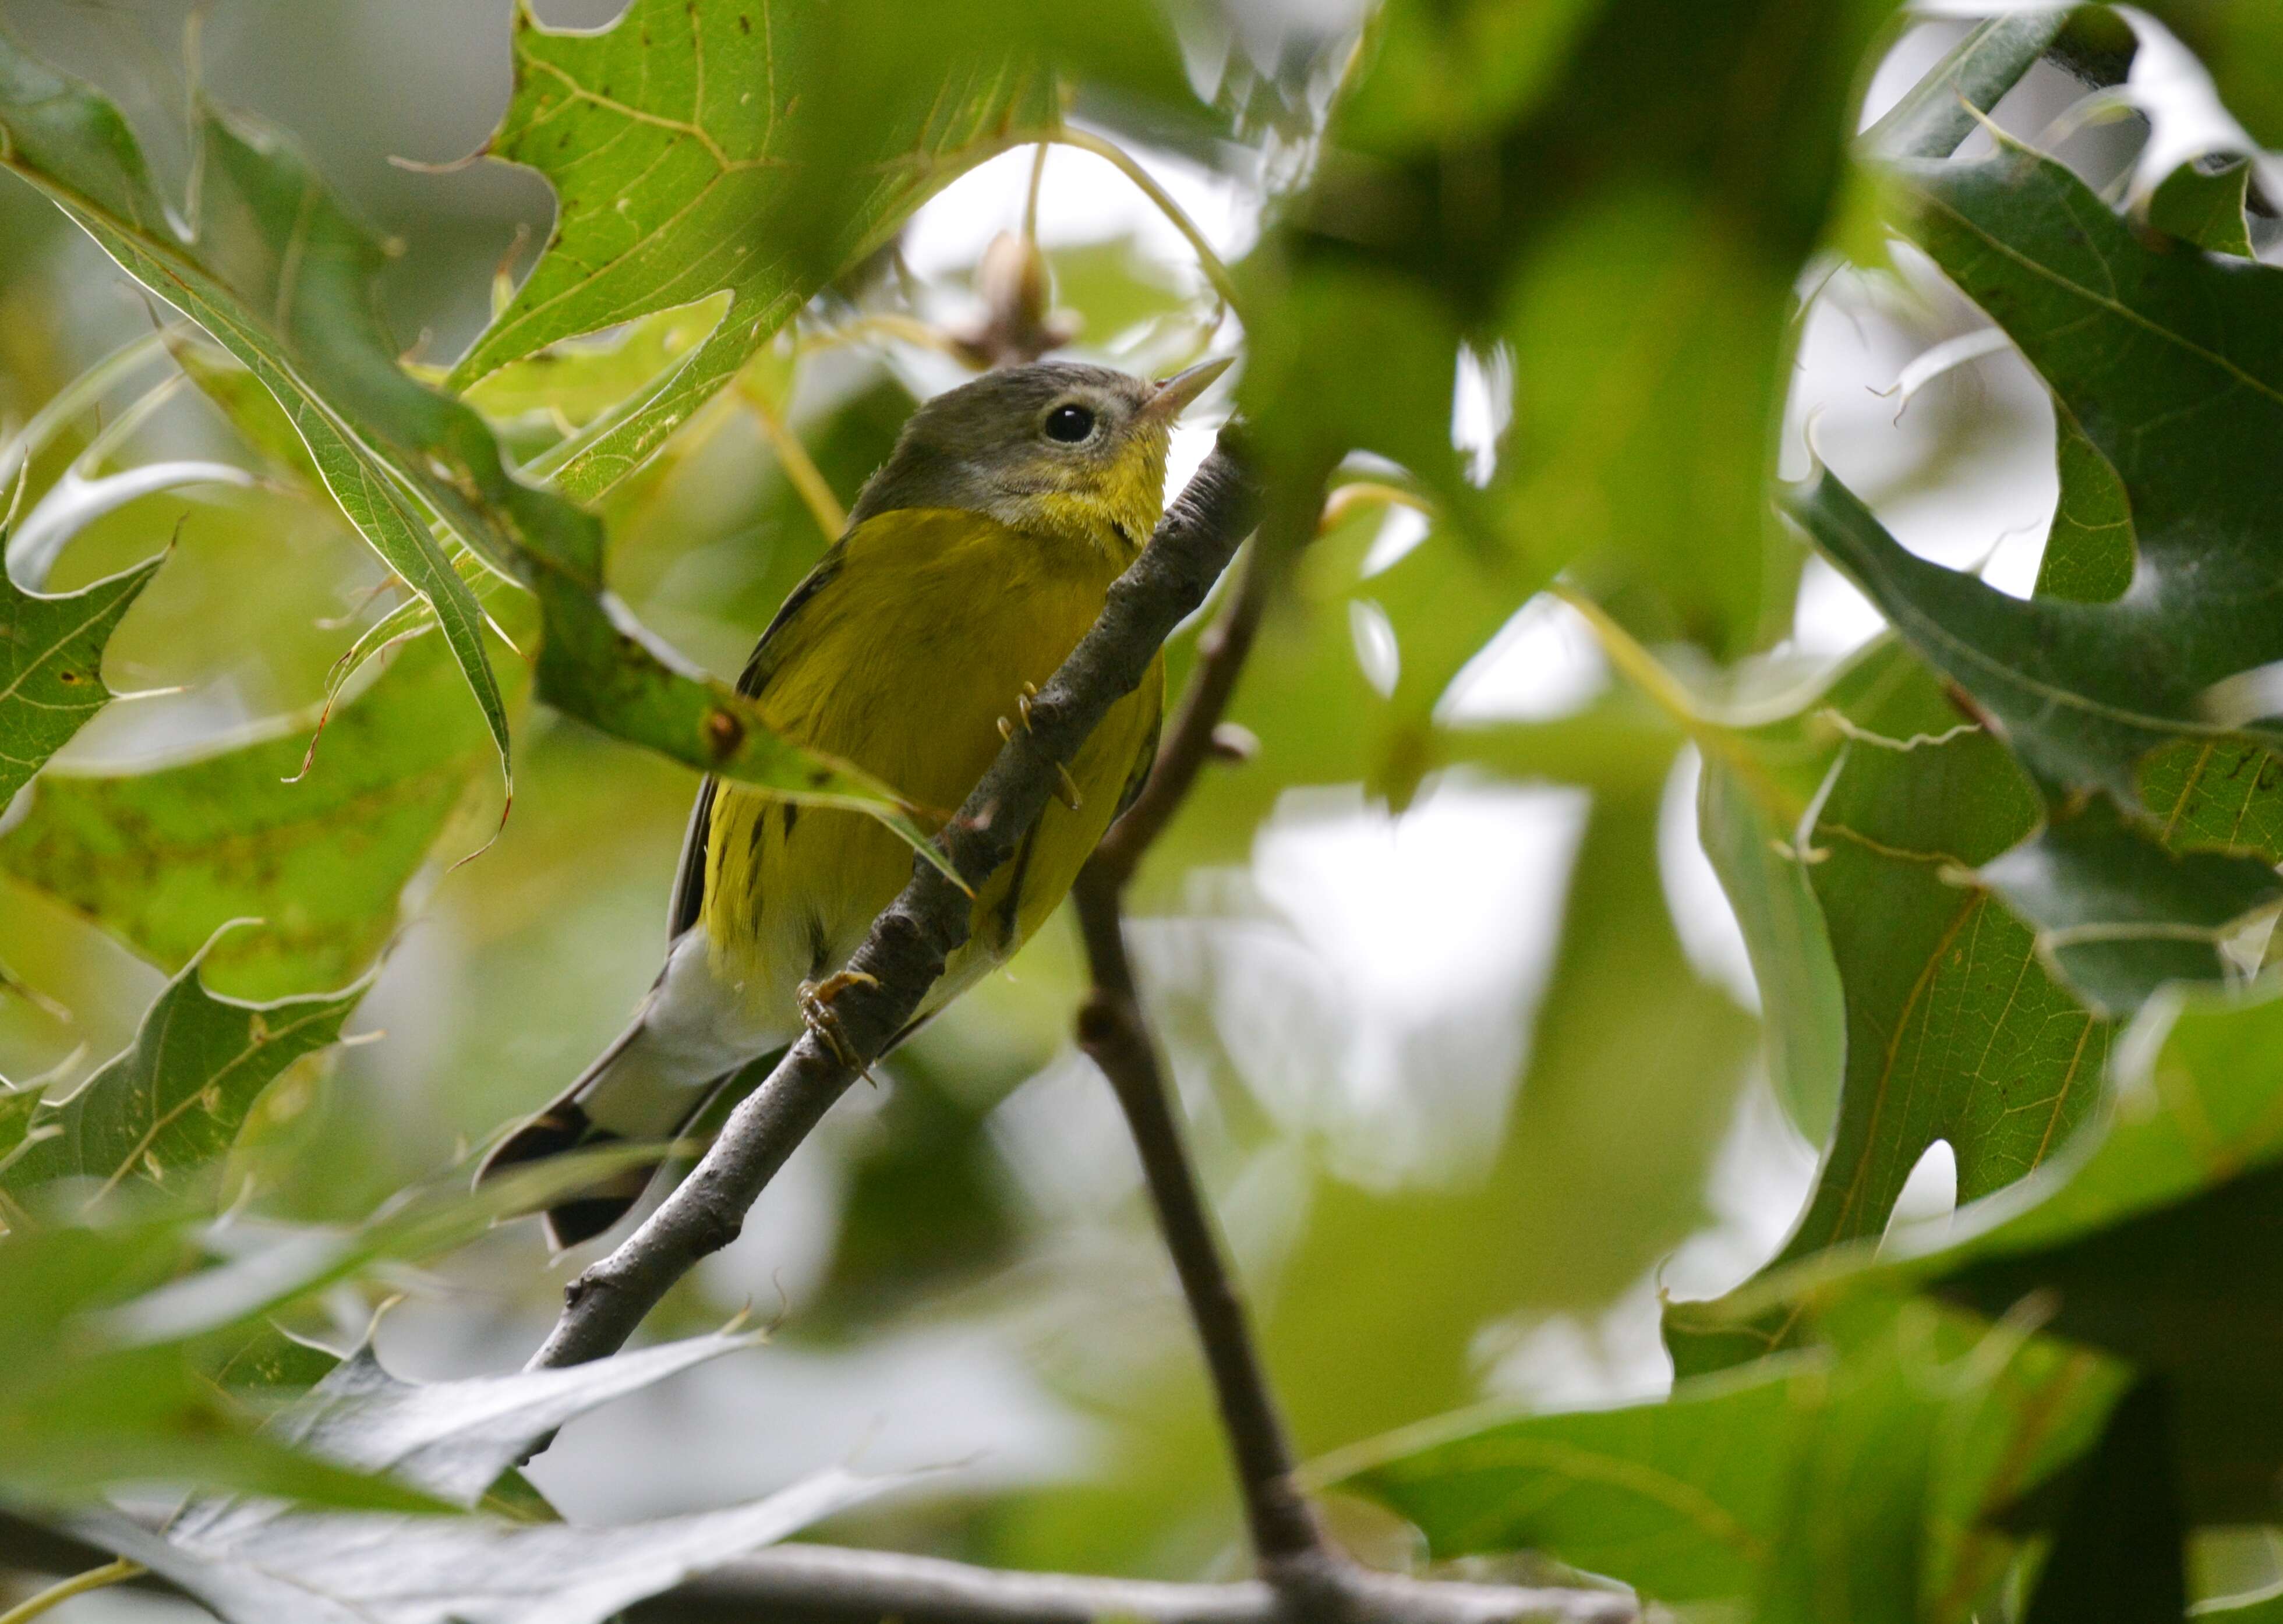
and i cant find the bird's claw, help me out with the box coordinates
[998,682,1083,812]
[798,971,881,1077]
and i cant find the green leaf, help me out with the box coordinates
[208,1323,344,1396]
[1786,135,2283,1009]
[1331,1299,2120,1617]
[1329,1357,1822,1601]
[1750,1315,1934,1624]
[1685,976,2283,1525]
[0,1221,444,1513]
[1746,1299,2121,1624]
[1669,649,2110,1376]
[1936,1160,2283,1524]
[0,38,511,783]
[3,934,366,1201]
[2033,420,2133,606]
[1698,755,1844,1143]
[462,0,1189,501]
[1980,794,2283,1016]
[2148,154,2257,257]
[458,294,732,438]
[0,550,163,804]
[0,34,928,845]
[1241,0,1899,657]
[1859,12,2076,162]
[0,637,496,999]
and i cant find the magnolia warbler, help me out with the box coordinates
[479,357,1229,1247]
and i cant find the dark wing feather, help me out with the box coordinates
[665,777,719,942]
[1114,708,1163,822]
[664,543,849,943]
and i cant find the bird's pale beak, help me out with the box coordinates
[1145,355,1234,422]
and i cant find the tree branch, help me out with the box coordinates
[528,430,1263,1372]
[0,1508,1635,1624]
[1070,519,1326,1576]
[635,1544,1638,1623]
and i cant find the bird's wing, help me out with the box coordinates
[1113,705,1163,823]
[665,542,850,943]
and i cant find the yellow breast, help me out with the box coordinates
[702,507,1161,1007]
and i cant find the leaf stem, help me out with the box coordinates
[1051,128,1242,314]
[0,1560,143,1624]
[738,380,845,542]
[1547,582,1805,822]
[1023,139,1049,243]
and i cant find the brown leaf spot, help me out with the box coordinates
[703,708,745,761]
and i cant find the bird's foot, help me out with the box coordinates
[998,681,1083,811]
[798,971,881,1077]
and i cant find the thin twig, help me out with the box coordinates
[1090,532,1285,889]
[1052,127,1242,313]
[1070,495,1328,1576]
[0,1559,143,1624]
[739,377,846,540]
[527,430,1264,1372]
[636,1545,1638,1623]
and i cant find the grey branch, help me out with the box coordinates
[1071,526,1325,1571]
[0,1509,1637,1624]
[528,431,1264,1372]
[638,1544,1640,1623]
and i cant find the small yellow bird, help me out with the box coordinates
[480,357,1228,1247]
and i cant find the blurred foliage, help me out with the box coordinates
[3,3,2283,1623]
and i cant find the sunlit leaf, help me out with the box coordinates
[0,550,163,804]
[0,34,926,841]
[1335,1298,2119,1618]
[0,637,498,999]
[0,38,510,779]
[460,0,1192,500]
[1331,1357,1822,1601]
[3,935,366,1202]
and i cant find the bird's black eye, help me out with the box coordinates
[1044,403,1097,444]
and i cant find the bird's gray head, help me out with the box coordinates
[848,358,1229,554]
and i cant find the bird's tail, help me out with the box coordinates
[476,1015,731,1251]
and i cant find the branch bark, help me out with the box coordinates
[0,1509,1636,1624]
[635,1544,1638,1623]
[528,431,1263,1372]
[1070,525,1327,1579]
